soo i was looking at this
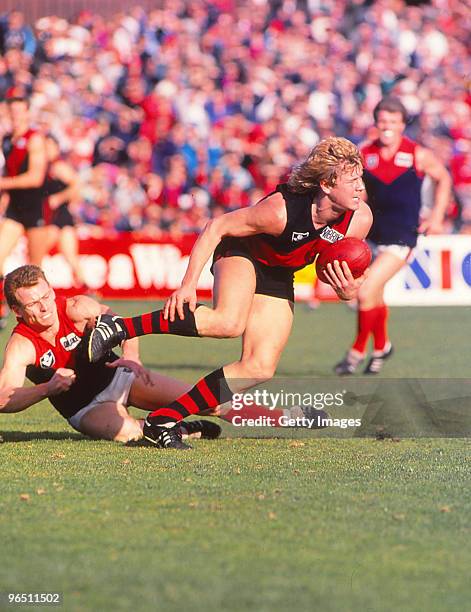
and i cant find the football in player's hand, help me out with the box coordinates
[316,237,371,283]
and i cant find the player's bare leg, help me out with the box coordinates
[0,219,24,263]
[58,227,87,287]
[87,256,257,362]
[193,255,257,337]
[0,219,24,327]
[26,227,53,266]
[75,401,143,443]
[74,372,221,443]
[139,260,294,448]
[223,293,293,385]
[357,251,407,310]
[335,251,406,375]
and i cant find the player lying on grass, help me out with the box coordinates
[87,137,373,449]
[0,265,325,447]
[0,265,221,445]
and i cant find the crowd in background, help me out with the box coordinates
[0,0,470,237]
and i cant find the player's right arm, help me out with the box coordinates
[0,133,47,191]
[0,334,75,413]
[164,193,287,320]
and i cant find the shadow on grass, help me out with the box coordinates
[0,430,85,443]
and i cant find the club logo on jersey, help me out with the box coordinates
[292,231,310,242]
[39,349,55,369]
[16,137,26,149]
[365,154,379,169]
[60,333,81,351]
[394,152,414,168]
[320,226,344,243]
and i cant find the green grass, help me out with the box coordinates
[0,303,470,611]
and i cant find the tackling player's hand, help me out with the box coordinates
[47,368,76,396]
[323,260,368,301]
[106,358,154,386]
[163,284,197,322]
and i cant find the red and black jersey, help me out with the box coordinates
[361,137,424,247]
[244,183,355,271]
[42,173,74,227]
[12,297,117,419]
[2,129,47,228]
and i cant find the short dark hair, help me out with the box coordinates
[373,97,408,123]
[4,265,48,309]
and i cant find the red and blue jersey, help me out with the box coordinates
[245,183,355,271]
[361,137,424,247]
[13,296,83,371]
[12,297,117,419]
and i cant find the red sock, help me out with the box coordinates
[220,404,286,426]
[372,304,389,351]
[352,307,380,354]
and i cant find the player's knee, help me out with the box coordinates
[241,358,276,382]
[113,419,142,443]
[357,283,379,305]
[217,318,245,338]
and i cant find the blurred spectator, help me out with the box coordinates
[0,0,469,235]
[0,11,36,57]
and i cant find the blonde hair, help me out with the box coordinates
[287,137,362,194]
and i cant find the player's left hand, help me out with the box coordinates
[323,260,367,301]
[106,358,155,386]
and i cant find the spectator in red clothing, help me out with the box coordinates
[1,0,466,236]
[450,139,471,231]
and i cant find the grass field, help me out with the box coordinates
[0,302,470,611]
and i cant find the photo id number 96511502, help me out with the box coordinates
[1,593,62,606]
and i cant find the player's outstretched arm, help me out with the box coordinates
[164,192,287,321]
[0,334,67,413]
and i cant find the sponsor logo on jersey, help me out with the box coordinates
[292,231,310,242]
[39,349,55,369]
[320,226,344,243]
[60,333,81,351]
[394,152,414,168]
[365,154,379,169]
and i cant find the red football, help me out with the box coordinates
[315,237,371,283]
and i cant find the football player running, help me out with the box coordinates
[87,137,373,449]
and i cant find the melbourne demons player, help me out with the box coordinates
[0,90,49,328]
[0,265,221,445]
[334,98,451,375]
[87,137,373,448]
